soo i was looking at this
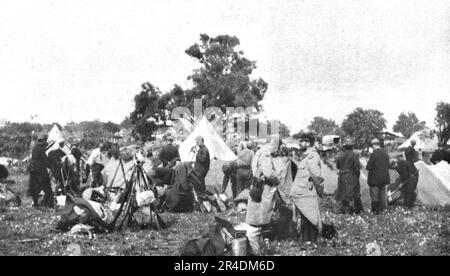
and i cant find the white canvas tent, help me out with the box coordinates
[46,125,71,155]
[178,117,237,162]
[399,130,448,152]
[414,161,450,206]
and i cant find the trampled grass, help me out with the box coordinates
[1,161,449,256]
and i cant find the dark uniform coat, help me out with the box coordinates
[335,150,361,202]
[366,148,390,187]
[194,145,210,193]
[28,142,53,206]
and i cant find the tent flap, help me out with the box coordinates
[415,161,450,207]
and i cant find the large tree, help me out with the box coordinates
[341,107,387,147]
[184,34,268,112]
[129,34,268,140]
[129,82,171,141]
[435,101,450,145]
[307,117,340,136]
[393,112,426,138]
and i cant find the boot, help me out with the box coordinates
[354,198,364,215]
[32,194,40,209]
[371,202,379,215]
[340,200,350,214]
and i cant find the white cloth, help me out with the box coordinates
[87,148,105,166]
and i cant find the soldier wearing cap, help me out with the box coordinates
[28,133,53,208]
[158,136,180,168]
[335,138,364,214]
[366,138,390,214]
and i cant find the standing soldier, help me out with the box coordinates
[404,139,419,203]
[366,138,390,214]
[289,135,323,243]
[246,135,280,228]
[28,133,53,209]
[335,138,364,214]
[192,136,210,194]
[83,143,107,188]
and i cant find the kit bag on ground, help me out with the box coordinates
[179,216,236,256]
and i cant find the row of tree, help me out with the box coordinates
[302,105,450,147]
[0,121,124,159]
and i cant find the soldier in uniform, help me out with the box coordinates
[366,138,390,214]
[192,136,210,194]
[335,138,364,214]
[289,135,323,243]
[245,135,280,228]
[83,143,107,188]
[28,133,53,209]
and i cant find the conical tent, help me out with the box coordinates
[178,117,237,162]
[46,125,71,155]
[48,125,64,144]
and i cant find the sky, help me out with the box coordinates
[1,0,450,132]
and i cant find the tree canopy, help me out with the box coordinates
[341,107,386,147]
[184,34,268,112]
[307,116,341,136]
[393,112,426,138]
[435,102,450,145]
[129,34,268,141]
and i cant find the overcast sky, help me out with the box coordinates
[1,0,449,132]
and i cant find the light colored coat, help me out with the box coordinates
[246,146,279,226]
[289,148,323,232]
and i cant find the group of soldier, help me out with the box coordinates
[218,135,429,243]
[27,128,214,211]
[26,128,442,247]
[28,134,110,209]
[335,138,420,216]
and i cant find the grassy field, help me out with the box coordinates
[1,162,449,256]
